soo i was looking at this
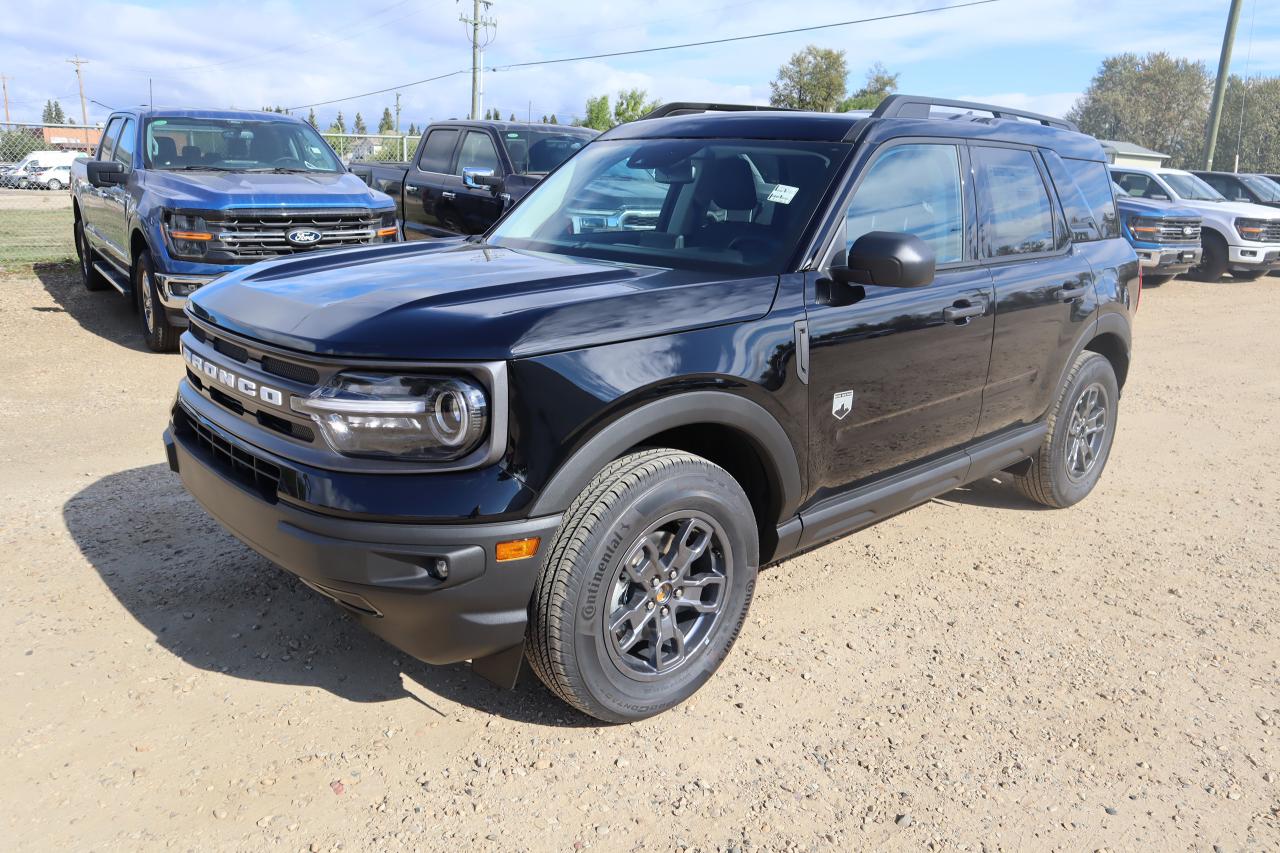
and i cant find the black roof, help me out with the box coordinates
[428,119,596,135]
[602,94,1105,162]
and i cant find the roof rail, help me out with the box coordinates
[871,94,1078,132]
[639,102,798,120]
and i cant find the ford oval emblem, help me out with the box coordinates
[286,228,323,246]
[1182,225,1194,237]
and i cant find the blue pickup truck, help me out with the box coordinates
[70,108,398,351]
[1112,186,1203,286]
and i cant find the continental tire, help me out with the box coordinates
[526,449,758,722]
[1014,351,1119,508]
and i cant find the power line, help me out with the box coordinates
[489,0,999,71]
[288,0,999,112]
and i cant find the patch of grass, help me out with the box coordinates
[0,207,75,265]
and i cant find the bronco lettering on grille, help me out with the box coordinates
[183,346,285,407]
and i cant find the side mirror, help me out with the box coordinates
[832,231,936,289]
[87,160,125,188]
[462,166,503,192]
[1151,192,1169,201]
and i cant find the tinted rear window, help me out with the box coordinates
[1064,159,1119,239]
[418,129,459,173]
[973,146,1054,257]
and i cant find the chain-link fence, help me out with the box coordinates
[0,123,98,267]
[321,132,414,163]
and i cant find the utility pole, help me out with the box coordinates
[1,74,10,128]
[67,55,89,127]
[459,0,495,120]
[1203,0,1243,170]
[394,91,401,133]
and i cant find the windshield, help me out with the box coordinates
[487,138,849,274]
[500,128,596,175]
[1240,174,1280,202]
[1163,172,1225,202]
[144,117,342,173]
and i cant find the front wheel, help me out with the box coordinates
[526,449,759,722]
[1189,232,1229,282]
[135,251,180,352]
[45,178,63,191]
[1014,351,1119,508]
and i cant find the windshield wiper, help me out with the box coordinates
[165,165,242,172]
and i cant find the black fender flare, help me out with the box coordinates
[1045,309,1132,413]
[528,391,802,521]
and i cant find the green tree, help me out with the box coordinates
[509,112,517,121]
[541,114,548,123]
[839,62,899,111]
[407,122,419,136]
[328,111,346,134]
[1067,52,1211,169]
[42,100,67,124]
[307,109,318,128]
[353,112,367,134]
[378,107,394,133]
[549,114,558,125]
[770,45,848,112]
[1213,75,1280,172]
[578,94,613,130]
[0,128,44,160]
[613,88,660,124]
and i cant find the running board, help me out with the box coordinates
[793,423,1047,551]
[92,261,130,295]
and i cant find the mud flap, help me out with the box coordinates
[471,643,525,689]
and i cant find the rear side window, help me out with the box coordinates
[99,116,123,161]
[114,118,137,168]
[1062,158,1119,239]
[1041,150,1100,242]
[1111,171,1167,201]
[455,131,501,175]
[417,129,459,173]
[845,143,964,264]
[973,146,1054,257]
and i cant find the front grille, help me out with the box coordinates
[175,406,280,502]
[619,210,660,230]
[1157,218,1201,243]
[208,210,383,261]
[1249,220,1280,242]
[214,337,249,363]
[261,355,319,385]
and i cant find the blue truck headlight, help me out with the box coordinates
[291,372,488,460]
[1128,217,1161,240]
[166,212,215,259]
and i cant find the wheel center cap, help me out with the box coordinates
[654,583,673,604]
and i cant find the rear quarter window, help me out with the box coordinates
[1064,159,1119,239]
[1042,150,1102,242]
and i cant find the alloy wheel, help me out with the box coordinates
[1065,382,1107,481]
[604,512,731,680]
[140,270,156,331]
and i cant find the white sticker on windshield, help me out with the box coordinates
[767,183,799,204]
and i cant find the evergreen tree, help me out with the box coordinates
[307,109,318,128]
[509,112,516,121]
[549,114,558,125]
[407,122,419,136]
[329,111,347,134]
[378,107,394,133]
[353,112,367,134]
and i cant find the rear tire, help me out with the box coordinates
[135,251,180,353]
[1189,232,1229,282]
[46,178,63,191]
[1014,351,1119,509]
[526,449,758,722]
[75,219,108,292]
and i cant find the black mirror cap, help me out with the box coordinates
[476,173,504,191]
[836,231,937,288]
[86,160,125,188]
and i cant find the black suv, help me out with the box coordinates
[164,96,1137,722]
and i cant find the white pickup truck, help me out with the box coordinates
[1110,165,1280,281]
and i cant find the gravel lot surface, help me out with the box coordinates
[2,265,1278,852]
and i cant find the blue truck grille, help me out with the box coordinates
[205,209,383,261]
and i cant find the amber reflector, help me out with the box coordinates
[170,231,213,241]
[377,226,398,237]
[496,537,540,561]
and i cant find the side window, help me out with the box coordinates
[456,131,501,175]
[973,146,1054,257]
[417,129,459,173]
[1063,158,1119,239]
[98,116,123,162]
[844,143,964,264]
[1041,150,1099,242]
[1112,171,1165,201]
[113,118,137,169]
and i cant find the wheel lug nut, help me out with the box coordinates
[668,570,677,580]
[675,588,683,597]
[646,601,655,611]
[650,577,660,587]
[661,606,669,616]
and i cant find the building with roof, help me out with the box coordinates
[1099,140,1168,168]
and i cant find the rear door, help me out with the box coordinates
[805,140,995,499]
[970,144,1097,436]
[452,129,508,233]
[402,127,460,239]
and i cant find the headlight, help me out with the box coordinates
[291,372,488,461]
[166,212,215,259]
[376,209,399,242]
[1128,217,1162,239]
[1236,218,1267,241]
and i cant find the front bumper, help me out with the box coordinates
[154,272,219,311]
[163,404,561,669]
[1135,245,1201,273]
[1228,244,1280,271]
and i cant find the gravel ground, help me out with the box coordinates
[2,265,1278,852]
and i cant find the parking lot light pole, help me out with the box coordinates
[1203,0,1243,170]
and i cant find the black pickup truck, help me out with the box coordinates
[352,121,600,238]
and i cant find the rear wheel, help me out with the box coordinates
[135,251,180,352]
[45,178,63,191]
[1014,351,1119,509]
[75,219,108,292]
[526,449,758,722]
[1189,232,1229,282]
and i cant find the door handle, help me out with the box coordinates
[405,184,420,196]
[943,299,986,324]
[441,191,456,200]
[1055,284,1088,302]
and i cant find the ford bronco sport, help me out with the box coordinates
[164,96,1137,722]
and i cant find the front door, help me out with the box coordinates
[806,141,995,502]
[81,115,124,250]
[452,130,508,233]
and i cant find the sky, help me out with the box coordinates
[2,0,1277,131]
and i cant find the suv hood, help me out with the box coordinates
[1115,196,1199,220]
[143,170,392,211]
[1171,196,1280,220]
[188,241,779,361]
